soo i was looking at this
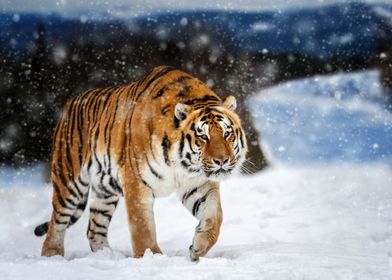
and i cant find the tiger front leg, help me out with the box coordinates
[123,179,162,258]
[181,181,223,261]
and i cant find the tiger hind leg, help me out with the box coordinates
[34,196,88,237]
[87,178,121,252]
[41,179,88,257]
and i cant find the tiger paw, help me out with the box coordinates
[133,245,162,258]
[189,245,200,262]
[41,246,64,257]
[89,240,110,252]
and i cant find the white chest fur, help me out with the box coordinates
[140,158,207,198]
[140,135,208,198]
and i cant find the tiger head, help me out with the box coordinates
[174,96,247,181]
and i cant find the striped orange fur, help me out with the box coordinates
[35,66,247,260]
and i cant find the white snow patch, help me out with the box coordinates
[1,163,392,279]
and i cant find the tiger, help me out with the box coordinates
[34,66,247,261]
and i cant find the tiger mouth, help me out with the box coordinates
[204,168,232,178]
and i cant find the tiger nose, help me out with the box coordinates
[212,157,229,166]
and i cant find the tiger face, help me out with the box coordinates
[174,96,247,181]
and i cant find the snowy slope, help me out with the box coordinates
[249,70,392,164]
[1,70,392,279]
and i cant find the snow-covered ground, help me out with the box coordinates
[1,70,392,279]
[1,164,391,279]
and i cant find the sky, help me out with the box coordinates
[1,0,391,16]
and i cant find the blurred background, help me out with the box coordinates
[0,0,392,171]
[1,1,392,278]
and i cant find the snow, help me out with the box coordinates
[1,164,392,279]
[249,70,392,164]
[1,70,392,279]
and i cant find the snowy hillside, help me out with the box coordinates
[1,70,392,279]
[249,70,392,164]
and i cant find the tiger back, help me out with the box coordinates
[35,66,247,261]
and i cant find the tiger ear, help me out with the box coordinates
[174,103,191,121]
[222,95,237,111]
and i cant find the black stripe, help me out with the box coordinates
[90,208,112,220]
[184,95,220,105]
[64,146,74,181]
[152,74,191,99]
[160,104,171,115]
[97,178,117,196]
[85,87,110,124]
[118,85,137,167]
[148,124,156,161]
[141,179,153,191]
[74,96,84,166]
[55,166,68,190]
[93,151,102,175]
[146,157,163,179]
[52,203,72,217]
[100,95,114,146]
[92,88,112,124]
[77,198,88,210]
[193,102,221,110]
[161,134,171,166]
[182,187,198,204]
[174,115,181,129]
[152,85,169,99]
[67,182,82,200]
[91,218,108,230]
[100,172,105,186]
[105,200,119,207]
[55,218,69,225]
[65,197,78,207]
[238,128,245,148]
[79,177,89,187]
[181,160,190,168]
[192,190,213,216]
[87,157,93,171]
[69,214,80,226]
[139,66,175,97]
[179,132,185,158]
[67,97,77,146]
[109,177,123,195]
[105,87,123,161]
[52,182,71,210]
[186,134,196,153]
[88,228,108,238]
[73,182,84,200]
